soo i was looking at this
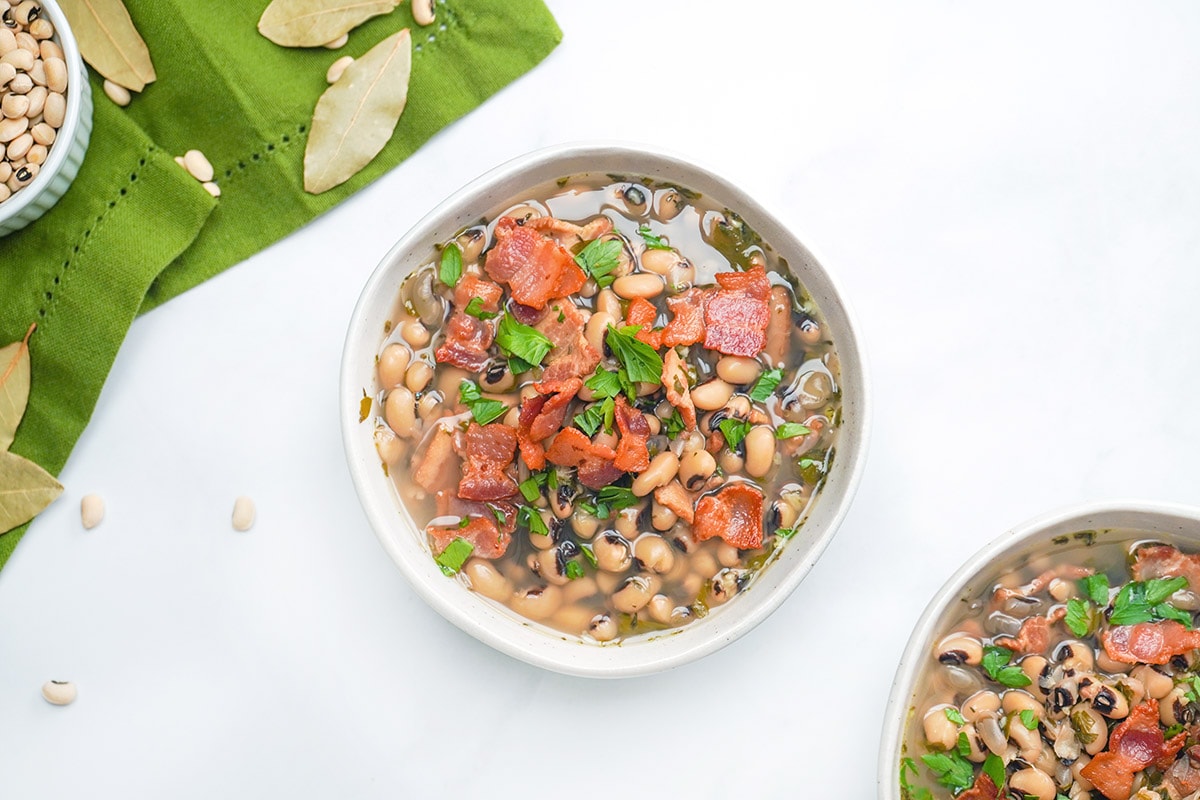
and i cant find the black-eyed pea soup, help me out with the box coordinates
[902,534,1200,800]
[368,176,842,642]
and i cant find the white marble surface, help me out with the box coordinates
[3,2,1200,797]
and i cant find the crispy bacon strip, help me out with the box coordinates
[454,274,503,312]
[1132,544,1200,588]
[653,480,694,524]
[694,483,764,549]
[662,348,696,429]
[1101,621,1200,665]
[662,288,705,348]
[703,266,771,357]
[545,428,622,490]
[957,774,998,800]
[535,300,601,384]
[428,516,512,559]
[529,378,583,442]
[613,396,650,473]
[516,395,548,471]
[413,425,459,493]
[526,215,613,248]
[994,615,1053,655]
[1081,700,1186,800]
[625,297,663,349]
[457,422,519,501]
[434,275,504,371]
[484,217,587,309]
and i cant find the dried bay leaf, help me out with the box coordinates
[59,0,156,92]
[0,450,63,535]
[304,27,412,195]
[258,0,402,48]
[0,324,34,452]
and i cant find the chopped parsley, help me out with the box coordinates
[1183,675,1200,703]
[458,380,509,425]
[981,645,1032,688]
[920,750,974,794]
[495,313,554,372]
[955,732,971,757]
[749,368,783,401]
[457,516,471,529]
[1065,597,1098,637]
[439,242,462,288]
[1018,709,1038,730]
[662,408,686,438]
[464,296,498,320]
[981,753,1005,791]
[574,396,615,436]
[597,485,639,511]
[718,418,752,451]
[1079,573,1110,606]
[1109,577,1192,627]
[899,757,933,800]
[776,525,798,539]
[606,324,663,385]
[519,505,549,536]
[775,422,811,439]
[518,476,541,503]
[637,224,672,251]
[574,238,623,288]
[565,561,585,580]
[585,366,623,399]
[435,537,473,576]
[943,707,966,726]
[580,544,599,568]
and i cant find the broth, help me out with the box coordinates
[369,175,841,642]
[902,532,1200,800]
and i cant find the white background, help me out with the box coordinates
[3,2,1200,797]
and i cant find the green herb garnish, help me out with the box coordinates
[1065,598,1097,637]
[464,296,498,320]
[518,476,541,503]
[519,505,549,536]
[920,751,974,794]
[637,224,671,251]
[439,242,462,288]
[606,324,664,385]
[585,366,623,399]
[749,368,783,401]
[597,485,639,512]
[943,707,966,726]
[574,238,623,288]
[435,537,473,576]
[565,561,585,580]
[899,757,933,800]
[1110,577,1192,627]
[775,422,811,439]
[581,545,598,568]
[718,418,752,451]
[981,645,1032,687]
[663,408,686,438]
[458,380,508,425]
[1019,709,1038,730]
[1079,573,1110,606]
[776,526,798,539]
[496,314,554,370]
[982,753,1005,791]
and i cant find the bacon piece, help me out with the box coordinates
[435,311,493,371]
[662,288,705,348]
[535,300,601,383]
[529,378,582,442]
[516,395,549,471]
[694,483,764,549]
[526,215,613,248]
[654,480,694,524]
[413,425,459,493]
[428,516,512,560]
[625,297,663,349]
[434,493,517,531]
[613,396,650,473]
[545,427,622,490]
[1101,621,1200,665]
[457,422,519,501]
[957,774,998,800]
[703,267,771,357]
[1081,700,1184,800]
[994,615,1053,655]
[1132,544,1200,588]
[453,274,503,312]
[484,217,587,309]
[991,563,1095,611]
[662,348,696,429]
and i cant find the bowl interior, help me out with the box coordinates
[877,501,1200,799]
[340,142,870,677]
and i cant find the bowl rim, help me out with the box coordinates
[340,140,872,677]
[876,498,1200,799]
[0,0,89,225]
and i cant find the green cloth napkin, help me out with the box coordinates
[0,0,561,569]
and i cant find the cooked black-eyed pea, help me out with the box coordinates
[1086,683,1129,719]
[595,570,622,595]
[1047,577,1074,602]
[691,548,721,580]
[921,704,960,750]
[563,575,598,604]
[588,613,617,642]
[640,247,685,276]
[1118,676,1146,707]
[1002,690,1043,719]
[960,723,988,763]
[614,507,639,538]
[708,568,744,606]
[620,184,648,214]
[571,509,601,540]
[456,227,486,263]
[612,575,659,614]
[1055,640,1095,675]
[549,484,575,520]
[550,605,594,634]
[509,584,562,620]
[798,317,822,346]
[716,542,740,568]
[594,532,633,573]
[936,632,983,666]
[718,449,744,474]
[612,273,664,300]
[1070,705,1108,756]
[584,310,615,355]
[670,527,697,555]
[691,378,734,411]
[479,360,515,393]
[529,521,556,551]
[1008,767,1056,800]
[404,360,433,393]
[678,448,716,491]
[975,714,1007,755]
[384,387,417,438]
[531,548,570,586]
[716,356,762,386]
[1130,665,1173,700]
[655,189,684,221]
[417,391,442,421]
[794,370,833,410]
[631,451,679,496]
[463,558,511,601]
[743,425,776,478]
[373,425,403,464]
[400,317,431,349]
[633,533,675,574]
[1008,712,1043,761]
[650,499,676,532]
[646,593,673,624]
[502,407,520,427]
[1160,686,1195,728]
[962,689,1001,722]
[1095,648,1134,674]
[1021,655,1051,698]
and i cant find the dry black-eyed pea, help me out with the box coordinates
[80,493,104,529]
[41,679,77,706]
[231,496,256,531]
[0,1,66,205]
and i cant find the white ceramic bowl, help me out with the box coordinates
[0,0,93,237]
[340,142,870,677]
[878,500,1200,799]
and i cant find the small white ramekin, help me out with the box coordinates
[0,0,93,238]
